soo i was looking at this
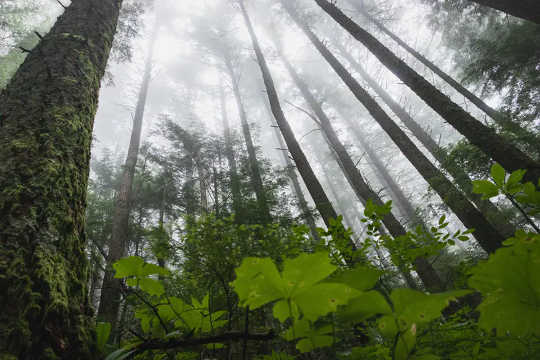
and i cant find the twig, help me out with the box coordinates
[55,0,67,9]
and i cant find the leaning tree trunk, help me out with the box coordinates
[219,83,242,217]
[238,0,338,228]
[225,57,271,222]
[334,41,515,238]
[311,0,540,183]
[284,7,506,254]
[97,24,157,336]
[265,101,321,242]
[279,49,442,291]
[0,0,122,357]
[468,0,540,24]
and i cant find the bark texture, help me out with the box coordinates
[468,0,540,24]
[313,0,540,183]
[239,0,338,227]
[284,6,505,253]
[0,0,122,358]
[98,24,157,335]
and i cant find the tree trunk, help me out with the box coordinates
[468,0,540,24]
[219,83,242,218]
[284,8,505,254]
[311,0,540,183]
[98,24,157,334]
[225,57,271,222]
[238,0,338,228]
[0,0,122,357]
[279,50,442,291]
[197,161,208,214]
[265,101,321,243]
[334,41,515,238]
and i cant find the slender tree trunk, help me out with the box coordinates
[197,162,208,214]
[0,0,122,357]
[238,0,338,228]
[279,50,442,290]
[265,102,321,242]
[98,24,157,333]
[334,41,515,237]
[225,57,271,222]
[468,0,540,24]
[311,0,540,183]
[284,8,505,254]
[219,83,242,217]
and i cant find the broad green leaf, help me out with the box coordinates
[138,278,164,296]
[113,256,144,278]
[294,283,360,320]
[140,263,169,277]
[339,290,392,321]
[469,235,540,336]
[296,336,333,353]
[328,265,381,291]
[490,163,505,186]
[283,320,333,353]
[273,299,298,323]
[96,322,111,352]
[505,169,527,192]
[472,180,499,199]
[282,251,336,295]
[232,257,284,309]
[377,315,397,338]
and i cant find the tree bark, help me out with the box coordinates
[0,0,122,357]
[225,57,271,222]
[333,41,515,238]
[468,0,540,24]
[238,0,338,228]
[265,101,321,243]
[312,0,540,183]
[220,83,242,218]
[284,7,506,254]
[279,50,442,291]
[98,23,157,335]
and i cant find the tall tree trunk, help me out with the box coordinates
[225,57,271,222]
[197,161,208,214]
[0,0,122,357]
[311,0,540,183]
[284,7,506,254]
[279,50,442,290]
[468,0,540,24]
[219,83,242,218]
[265,101,321,242]
[238,0,338,228]
[97,24,157,334]
[333,41,515,237]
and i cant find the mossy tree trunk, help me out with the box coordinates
[238,0,338,228]
[97,24,157,337]
[312,0,540,183]
[0,0,123,358]
[284,6,506,254]
[334,41,515,238]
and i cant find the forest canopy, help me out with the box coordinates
[0,0,539,359]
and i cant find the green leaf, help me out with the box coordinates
[339,290,392,322]
[294,283,360,320]
[96,322,111,352]
[472,180,499,199]
[296,336,333,353]
[232,257,284,309]
[113,256,144,278]
[282,251,336,295]
[273,299,298,322]
[328,265,381,291]
[469,234,540,336]
[138,278,164,296]
[490,163,505,186]
[105,348,136,360]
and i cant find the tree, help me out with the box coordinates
[311,0,540,183]
[0,0,124,357]
[238,0,338,228]
[282,3,506,254]
[97,23,158,337]
[467,0,540,24]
